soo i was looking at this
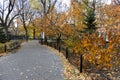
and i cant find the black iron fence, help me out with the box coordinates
[39,39,83,73]
[10,35,25,40]
[39,39,116,80]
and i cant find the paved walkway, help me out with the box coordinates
[0,40,64,80]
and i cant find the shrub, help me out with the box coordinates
[65,32,120,70]
[0,27,7,43]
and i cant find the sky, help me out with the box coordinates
[61,0,111,5]
[56,0,71,12]
[0,0,111,7]
[56,0,111,12]
[0,0,111,13]
[103,0,111,4]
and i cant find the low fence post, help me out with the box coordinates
[54,43,55,48]
[4,44,7,52]
[47,41,50,46]
[80,54,83,73]
[54,43,57,49]
[49,42,51,46]
[105,41,109,49]
[52,43,54,47]
[66,47,68,59]
[59,46,61,52]
[41,39,43,45]
[46,41,48,45]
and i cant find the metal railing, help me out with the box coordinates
[39,39,83,73]
[39,39,114,80]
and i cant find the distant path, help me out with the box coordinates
[0,40,64,80]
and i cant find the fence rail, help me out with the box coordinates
[39,39,83,73]
[39,39,114,80]
[0,41,21,53]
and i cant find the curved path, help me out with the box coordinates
[0,40,64,80]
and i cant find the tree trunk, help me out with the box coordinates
[4,27,10,41]
[23,25,29,41]
[56,33,61,49]
[25,28,28,41]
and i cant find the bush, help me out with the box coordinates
[0,40,21,53]
[65,32,120,70]
[0,27,7,43]
[0,43,5,53]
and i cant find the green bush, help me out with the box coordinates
[0,40,21,53]
[0,27,7,43]
[0,43,5,53]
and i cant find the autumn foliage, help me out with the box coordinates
[64,30,120,70]
[11,0,120,71]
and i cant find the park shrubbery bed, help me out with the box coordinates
[0,40,21,53]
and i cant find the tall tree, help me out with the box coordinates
[0,24,7,43]
[0,0,22,41]
[17,0,35,40]
[69,0,84,35]
[83,0,97,34]
[30,0,57,41]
